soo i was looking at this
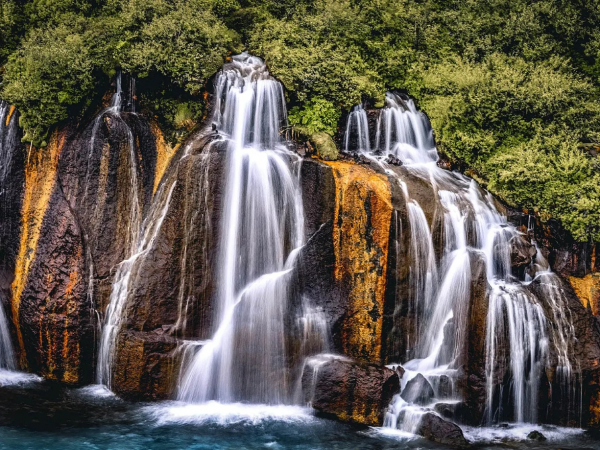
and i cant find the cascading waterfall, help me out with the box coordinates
[95,73,144,387]
[178,53,307,404]
[399,180,438,359]
[0,101,17,371]
[345,92,579,430]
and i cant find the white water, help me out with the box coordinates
[345,92,579,430]
[178,53,308,405]
[344,104,370,153]
[0,101,17,371]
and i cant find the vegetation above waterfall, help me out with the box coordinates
[2,0,600,240]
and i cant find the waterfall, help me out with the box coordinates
[0,101,17,371]
[344,105,370,153]
[374,93,437,163]
[95,73,144,387]
[345,92,579,427]
[178,53,306,404]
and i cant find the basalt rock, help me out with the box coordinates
[434,402,469,422]
[528,274,600,427]
[415,412,470,448]
[114,330,179,401]
[324,161,392,362]
[298,159,393,363]
[302,356,400,426]
[113,133,225,400]
[459,250,490,425]
[10,108,168,385]
[401,374,434,405]
[510,234,535,268]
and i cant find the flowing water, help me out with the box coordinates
[344,93,579,431]
[178,53,308,404]
[95,74,145,387]
[0,101,17,371]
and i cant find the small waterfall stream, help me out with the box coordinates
[0,101,17,371]
[178,53,307,405]
[95,74,144,387]
[345,93,580,430]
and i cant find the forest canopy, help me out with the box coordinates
[1,0,600,241]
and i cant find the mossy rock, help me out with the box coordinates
[311,132,338,161]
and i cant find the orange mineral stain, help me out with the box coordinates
[325,161,393,363]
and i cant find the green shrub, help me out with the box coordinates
[288,98,340,136]
[2,23,95,145]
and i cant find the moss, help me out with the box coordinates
[312,132,338,161]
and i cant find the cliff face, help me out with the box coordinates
[3,108,170,385]
[1,97,600,429]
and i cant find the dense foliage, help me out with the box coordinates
[1,0,600,240]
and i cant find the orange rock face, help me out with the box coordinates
[569,273,600,315]
[325,161,393,362]
[11,131,64,370]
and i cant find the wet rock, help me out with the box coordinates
[510,234,535,268]
[113,135,226,400]
[436,374,452,398]
[302,356,400,426]
[457,250,490,425]
[415,412,469,447]
[401,374,434,405]
[385,154,402,166]
[434,402,468,421]
[302,161,392,362]
[113,330,178,401]
[527,430,547,441]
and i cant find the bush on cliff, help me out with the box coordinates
[2,0,600,241]
[0,0,241,146]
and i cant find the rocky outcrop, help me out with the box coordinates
[301,356,400,426]
[9,109,166,385]
[298,159,394,364]
[459,250,490,424]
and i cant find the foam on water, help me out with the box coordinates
[462,423,585,444]
[0,369,42,386]
[75,384,118,399]
[146,401,314,426]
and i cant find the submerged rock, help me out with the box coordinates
[401,373,434,405]
[302,356,400,426]
[415,412,469,448]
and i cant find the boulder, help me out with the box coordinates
[311,132,338,161]
[302,356,400,426]
[401,373,434,405]
[527,430,547,441]
[415,412,470,448]
[434,402,468,422]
